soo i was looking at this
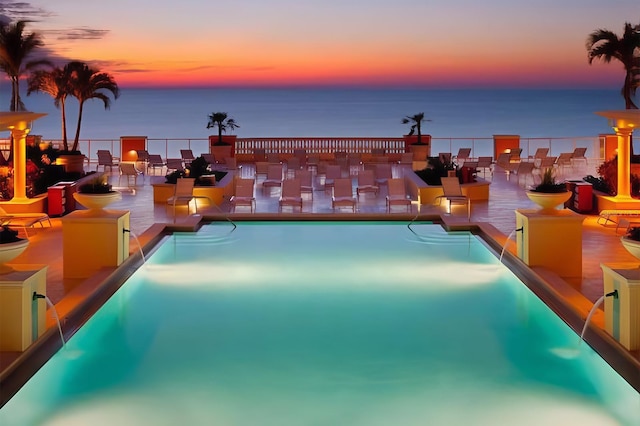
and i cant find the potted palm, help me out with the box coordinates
[0,225,29,274]
[73,173,121,211]
[402,112,432,160]
[207,112,239,162]
[621,227,640,260]
[526,168,571,212]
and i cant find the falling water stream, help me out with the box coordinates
[42,295,65,348]
[580,291,618,345]
[127,230,146,264]
[500,229,517,262]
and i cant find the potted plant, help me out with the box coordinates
[207,112,239,162]
[415,156,457,185]
[526,168,571,212]
[73,173,121,211]
[402,112,432,160]
[621,226,640,260]
[0,225,29,274]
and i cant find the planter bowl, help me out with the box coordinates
[621,236,640,261]
[74,191,122,211]
[0,239,29,274]
[526,190,571,213]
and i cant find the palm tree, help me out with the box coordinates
[27,65,72,151]
[67,61,120,152]
[0,20,50,111]
[586,22,640,109]
[206,112,240,145]
[402,112,431,145]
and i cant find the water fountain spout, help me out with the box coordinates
[124,228,146,264]
[499,227,525,262]
[32,292,66,348]
[579,290,619,345]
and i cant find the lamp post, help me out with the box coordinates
[595,110,640,200]
[0,112,47,201]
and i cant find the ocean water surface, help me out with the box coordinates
[14,87,625,141]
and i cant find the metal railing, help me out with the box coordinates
[0,135,605,166]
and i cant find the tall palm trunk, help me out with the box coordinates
[72,101,85,152]
[60,97,69,151]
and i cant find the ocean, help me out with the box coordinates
[14,87,625,140]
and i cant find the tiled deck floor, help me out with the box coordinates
[2,161,639,371]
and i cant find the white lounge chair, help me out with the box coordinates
[437,177,470,220]
[279,178,303,211]
[332,178,356,212]
[0,206,51,238]
[385,178,411,212]
[230,178,256,212]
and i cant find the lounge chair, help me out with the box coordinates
[476,156,493,177]
[294,169,314,199]
[514,161,536,187]
[356,169,379,197]
[385,178,411,212]
[165,158,184,173]
[279,178,303,211]
[167,178,196,220]
[374,163,393,187]
[262,164,283,195]
[323,164,342,192]
[147,154,166,175]
[180,149,195,165]
[253,148,267,163]
[0,206,51,238]
[230,178,256,212]
[453,148,472,165]
[437,177,471,220]
[331,178,356,212]
[96,150,117,172]
[118,162,143,187]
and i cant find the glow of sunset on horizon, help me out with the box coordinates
[19,0,638,88]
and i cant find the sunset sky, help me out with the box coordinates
[4,0,639,88]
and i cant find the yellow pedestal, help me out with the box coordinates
[62,210,130,278]
[515,209,584,280]
[600,263,640,351]
[0,265,48,351]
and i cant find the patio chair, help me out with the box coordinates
[167,177,196,220]
[531,147,549,160]
[0,206,51,238]
[135,150,149,172]
[571,147,588,168]
[495,152,517,174]
[255,162,270,180]
[286,156,301,177]
[453,148,472,165]
[385,178,411,212]
[96,150,117,172]
[439,152,452,164]
[148,154,166,175]
[514,161,536,187]
[201,153,216,166]
[323,164,342,192]
[180,149,195,165]
[262,164,283,195]
[118,162,143,187]
[295,168,314,199]
[437,177,470,220]
[230,178,256,212]
[165,158,184,173]
[279,178,303,211]
[374,163,393,187]
[556,152,574,174]
[356,169,379,197]
[476,156,493,177]
[331,178,356,212]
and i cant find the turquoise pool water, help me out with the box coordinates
[1,222,638,425]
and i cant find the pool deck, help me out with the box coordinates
[2,161,640,398]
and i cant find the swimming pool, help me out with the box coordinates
[1,222,638,425]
